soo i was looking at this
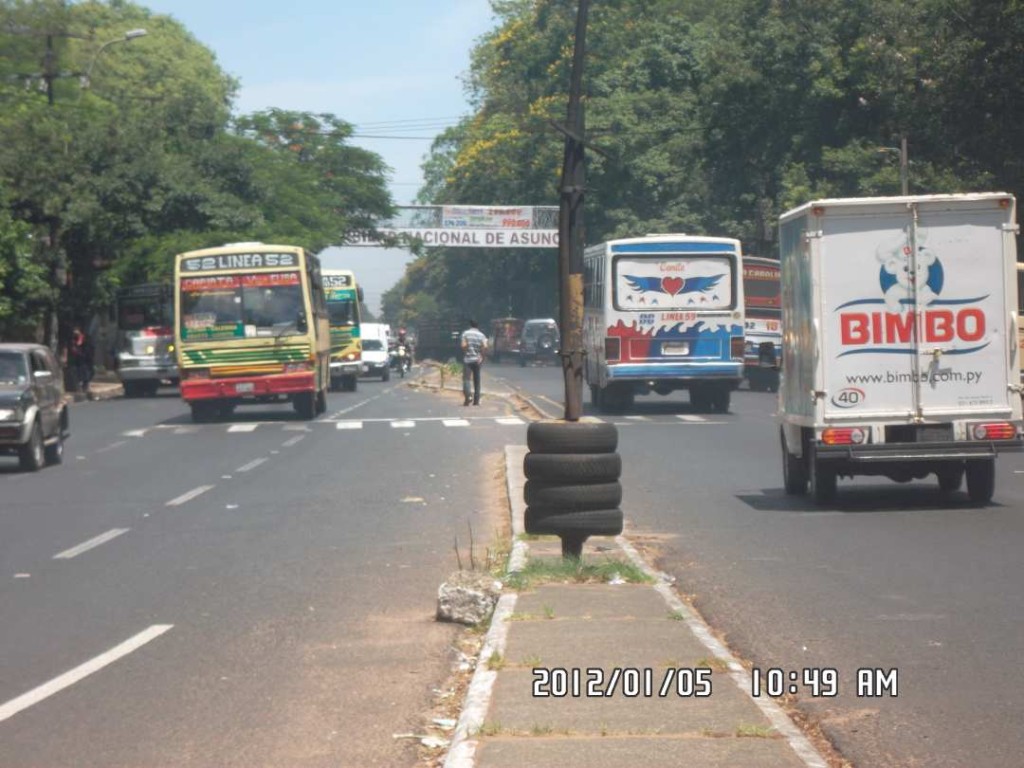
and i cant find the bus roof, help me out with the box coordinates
[175,243,305,260]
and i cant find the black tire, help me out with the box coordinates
[781,430,807,495]
[519,354,527,367]
[937,464,964,493]
[809,446,837,505]
[711,386,731,413]
[527,420,618,454]
[382,368,390,382]
[346,375,359,391]
[122,380,141,398]
[143,381,160,397]
[316,388,327,415]
[524,452,622,484]
[525,507,624,537]
[19,420,45,471]
[44,432,64,465]
[524,481,622,511]
[690,385,711,413]
[601,383,634,414]
[294,391,316,420]
[965,459,995,504]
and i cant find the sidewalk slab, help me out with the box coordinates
[475,735,810,768]
[514,584,673,620]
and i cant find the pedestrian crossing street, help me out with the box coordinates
[120,413,730,438]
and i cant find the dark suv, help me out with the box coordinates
[0,344,69,471]
[518,318,560,366]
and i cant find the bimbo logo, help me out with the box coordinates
[836,235,989,357]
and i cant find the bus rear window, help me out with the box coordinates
[614,256,734,311]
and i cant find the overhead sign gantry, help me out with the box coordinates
[344,205,559,249]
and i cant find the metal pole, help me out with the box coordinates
[900,136,909,196]
[557,0,589,422]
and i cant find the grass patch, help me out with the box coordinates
[696,656,731,672]
[736,724,775,738]
[667,610,686,621]
[486,652,506,671]
[522,654,543,667]
[542,604,556,619]
[475,721,504,737]
[504,556,653,590]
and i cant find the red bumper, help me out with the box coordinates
[181,372,315,402]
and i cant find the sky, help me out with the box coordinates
[139,0,498,313]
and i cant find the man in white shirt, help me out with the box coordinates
[460,319,488,406]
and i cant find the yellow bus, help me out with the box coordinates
[322,269,362,391]
[174,242,331,422]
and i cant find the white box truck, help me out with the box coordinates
[779,193,1022,504]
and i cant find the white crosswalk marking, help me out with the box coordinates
[336,421,363,430]
[173,426,200,435]
[227,424,259,432]
[391,420,416,429]
[676,414,707,422]
[625,415,650,421]
[442,419,471,427]
[495,417,525,425]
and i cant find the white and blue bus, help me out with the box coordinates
[583,234,746,412]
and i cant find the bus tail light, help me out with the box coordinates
[730,336,745,360]
[604,337,620,362]
[822,427,867,445]
[971,422,1017,440]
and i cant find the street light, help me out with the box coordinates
[77,28,147,100]
[878,137,909,196]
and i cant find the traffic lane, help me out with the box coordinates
[617,416,1024,768]
[0,388,512,766]
[0,407,331,586]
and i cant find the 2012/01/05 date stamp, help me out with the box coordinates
[751,667,899,698]
[532,667,713,698]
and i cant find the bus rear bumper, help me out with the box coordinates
[181,372,315,402]
[608,362,744,380]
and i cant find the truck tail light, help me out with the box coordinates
[604,337,620,362]
[730,336,746,359]
[972,422,1017,440]
[822,427,867,445]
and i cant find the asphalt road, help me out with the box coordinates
[0,372,523,767]
[490,360,1024,768]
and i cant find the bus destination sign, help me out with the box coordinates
[181,252,299,272]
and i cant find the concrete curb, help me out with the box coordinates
[442,445,528,768]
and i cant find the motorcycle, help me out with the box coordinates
[391,343,411,378]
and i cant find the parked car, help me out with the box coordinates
[518,318,560,366]
[489,317,524,363]
[0,343,70,471]
[359,322,391,381]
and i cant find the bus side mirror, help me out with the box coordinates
[296,312,308,333]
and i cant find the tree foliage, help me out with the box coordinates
[0,0,392,345]
[399,0,1023,332]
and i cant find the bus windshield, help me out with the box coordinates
[180,272,304,339]
[327,297,355,326]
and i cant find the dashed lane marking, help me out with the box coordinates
[53,528,130,560]
[0,625,174,725]
[282,434,305,447]
[166,484,214,507]
[236,457,268,473]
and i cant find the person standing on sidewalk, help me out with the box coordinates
[68,326,95,396]
[460,319,488,406]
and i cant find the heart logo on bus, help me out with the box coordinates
[662,277,683,296]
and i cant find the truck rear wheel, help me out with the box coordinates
[809,445,837,504]
[965,459,995,504]
[937,464,964,493]
[781,429,807,495]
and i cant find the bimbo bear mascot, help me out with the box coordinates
[876,232,941,312]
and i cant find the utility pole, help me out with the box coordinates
[900,136,909,196]
[557,0,589,421]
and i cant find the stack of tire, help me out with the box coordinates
[523,421,623,558]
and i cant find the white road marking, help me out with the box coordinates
[13,573,30,579]
[282,424,311,432]
[95,440,127,453]
[166,484,214,507]
[53,528,129,560]
[676,414,706,422]
[282,435,305,447]
[495,417,524,425]
[391,420,416,429]
[122,429,148,438]
[336,421,363,430]
[443,419,470,427]
[625,415,650,421]
[227,423,258,433]
[0,625,173,725]
[328,393,380,419]
[173,426,199,435]
[236,458,267,473]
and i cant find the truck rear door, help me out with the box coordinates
[821,196,1016,421]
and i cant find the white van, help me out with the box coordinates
[360,323,390,381]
